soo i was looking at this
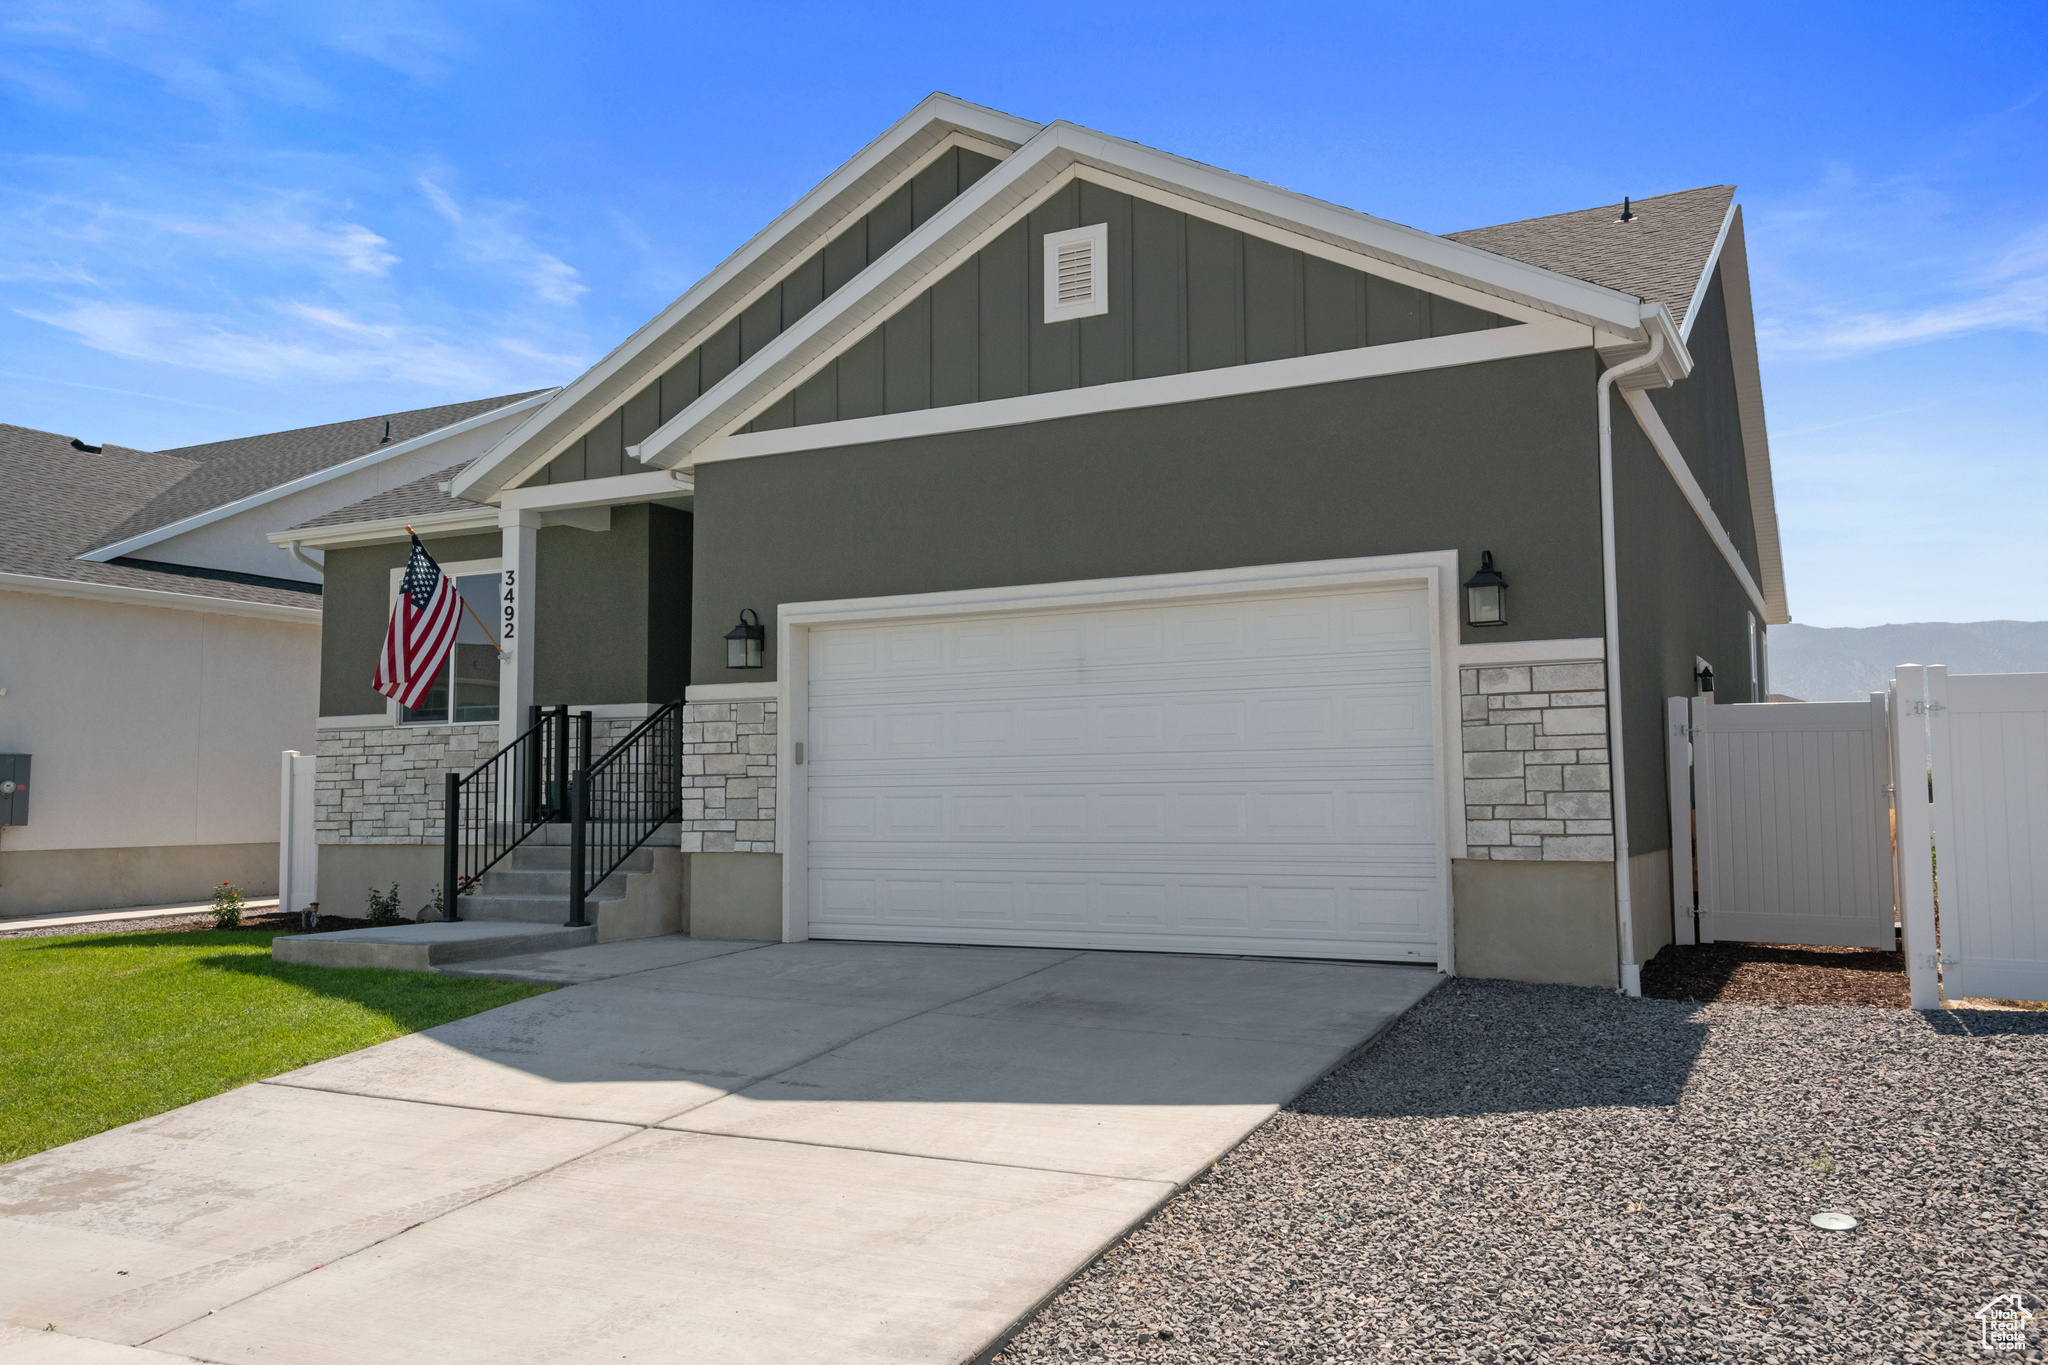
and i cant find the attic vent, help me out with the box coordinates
[69,438,102,453]
[1043,223,1110,323]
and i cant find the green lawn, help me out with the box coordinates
[0,928,551,1163]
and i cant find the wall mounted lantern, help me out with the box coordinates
[1695,658,1716,697]
[1463,551,1508,628]
[724,609,765,669]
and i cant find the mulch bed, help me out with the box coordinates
[1640,940,1909,1008]
[0,911,375,941]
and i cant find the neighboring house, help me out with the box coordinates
[297,94,1786,991]
[0,392,553,918]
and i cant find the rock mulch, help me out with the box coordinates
[996,980,2047,1363]
[1643,941,1911,1009]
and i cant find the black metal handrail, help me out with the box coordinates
[442,704,579,919]
[569,700,683,926]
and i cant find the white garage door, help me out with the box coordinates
[802,582,1444,962]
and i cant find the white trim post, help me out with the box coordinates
[1892,665,1940,1009]
[1666,697,1696,946]
[500,510,540,728]
[278,749,298,916]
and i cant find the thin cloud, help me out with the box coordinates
[19,297,584,391]
[417,176,586,305]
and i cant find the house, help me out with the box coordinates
[296,94,1786,990]
[0,392,552,918]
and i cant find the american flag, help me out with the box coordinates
[373,534,461,709]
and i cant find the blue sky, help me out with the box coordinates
[2,1,2043,627]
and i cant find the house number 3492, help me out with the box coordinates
[502,568,516,640]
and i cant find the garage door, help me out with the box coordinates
[802,582,1444,962]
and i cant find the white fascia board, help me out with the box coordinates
[0,570,321,623]
[498,468,693,513]
[692,318,1590,466]
[77,391,555,563]
[1710,210,1790,623]
[635,123,1657,471]
[1681,202,1739,342]
[1620,387,1770,621]
[451,95,1041,504]
[265,507,498,551]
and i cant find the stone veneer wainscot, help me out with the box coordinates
[314,714,647,845]
[1460,661,1614,860]
[680,700,778,853]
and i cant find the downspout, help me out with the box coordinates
[283,541,323,578]
[1596,327,1666,997]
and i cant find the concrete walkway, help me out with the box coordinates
[0,938,1440,1365]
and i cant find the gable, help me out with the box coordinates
[521,145,1000,487]
[1646,266,1758,579]
[738,179,1517,433]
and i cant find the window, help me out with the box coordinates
[399,573,501,725]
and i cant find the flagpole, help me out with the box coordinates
[408,525,508,662]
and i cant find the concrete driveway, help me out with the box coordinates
[0,939,1439,1365]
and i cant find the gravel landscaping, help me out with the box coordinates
[996,979,2047,1363]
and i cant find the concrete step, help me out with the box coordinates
[454,892,626,925]
[501,845,658,876]
[523,821,681,848]
[273,921,598,970]
[479,867,631,898]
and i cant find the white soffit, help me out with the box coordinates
[452,94,1041,503]
[633,123,1653,471]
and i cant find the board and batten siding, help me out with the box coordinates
[1646,269,1760,581]
[742,178,1516,432]
[522,145,1001,486]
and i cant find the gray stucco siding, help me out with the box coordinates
[693,349,1607,685]
[318,508,692,718]
[1647,269,1760,580]
[1613,402,1757,856]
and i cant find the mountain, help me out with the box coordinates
[1767,621,2048,701]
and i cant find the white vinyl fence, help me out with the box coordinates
[278,750,317,917]
[1672,694,1897,949]
[1893,665,2048,1007]
[1670,667,2048,1008]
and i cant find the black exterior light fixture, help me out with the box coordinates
[1463,551,1508,628]
[724,609,765,669]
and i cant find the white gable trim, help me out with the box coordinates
[630,121,1665,473]
[692,317,1590,466]
[0,570,321,623]
[1621,387,1769,620]
[700,163,1595,452]
[1705,209,1789,623]
[1682,202,1738,342]
[76,391,554,564]
[452,96,1040,503]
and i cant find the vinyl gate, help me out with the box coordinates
[1894,665,2048,1006]
[1670,695,1898,948]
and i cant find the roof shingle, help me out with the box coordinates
[1447,185,1734,329]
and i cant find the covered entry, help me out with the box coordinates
[786,570,1449,963]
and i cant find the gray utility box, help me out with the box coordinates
[0,754,28,826]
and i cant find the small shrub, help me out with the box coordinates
[209,882,246,930]
[365,883,406,926]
